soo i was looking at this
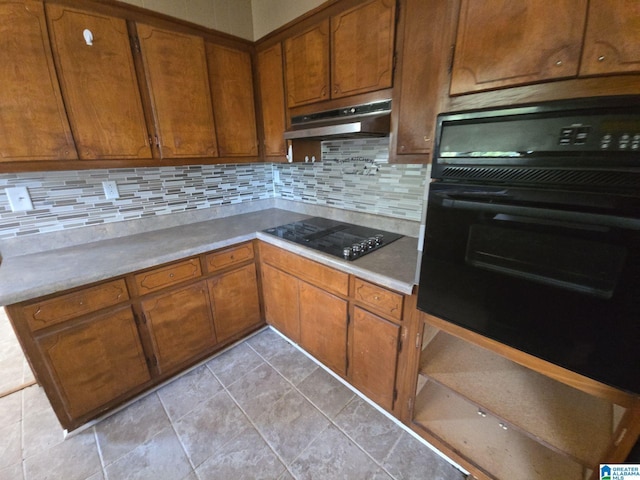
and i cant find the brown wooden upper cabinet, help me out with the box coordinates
[450,0,587,95]
[0,0,77,163]
[284,0,396,108]
[256,43,287,159]
[390,0,460,163]
[284,19,330,108]
[450,0,640,96]
[580,0,640,76]
[331,0,396,99]
[136,23,218,159]
[46,4,152,160]
[206,44,258,157]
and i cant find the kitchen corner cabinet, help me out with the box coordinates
[450,0,587,95]
[6,241,264,430]
[45,4,151,160]
[256,43,288,160]
[206,44,258,157]
[135,23,218,159]
[411,313,640,480]
[284,0,396,108]
[390,0,459,163]
[0,0,77,162]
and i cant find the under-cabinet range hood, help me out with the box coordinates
[284,100,391,140]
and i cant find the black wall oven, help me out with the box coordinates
[417,97,640,395]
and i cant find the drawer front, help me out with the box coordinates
[205,242,254,273]
[24,279,129,332]
[353,278,403,321]
[134,258,201,295]
[260,242,349,297]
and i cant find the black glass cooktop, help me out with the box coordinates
[263,217,403,261]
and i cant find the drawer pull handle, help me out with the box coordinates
[477,410,487,418]
[498,422,508,430]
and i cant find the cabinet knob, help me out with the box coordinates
[424,136,430,142]
[169,273,175,278]
[598,55,605,62]
[555,60,563,66]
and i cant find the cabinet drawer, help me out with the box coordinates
[260,242,349,296]
[134,258,201,295]
[352,278,403,321]
[205,242,254,273]
[24,279,129,332]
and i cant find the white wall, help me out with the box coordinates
[118,0,254,40]
[118,0,326,40]
[251,0,325,40]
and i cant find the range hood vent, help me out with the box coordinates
[284,100,391,140]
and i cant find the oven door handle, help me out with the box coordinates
[442,198,640,230]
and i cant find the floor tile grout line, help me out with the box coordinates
[245,331,398,478]
[209,369,292,478]
[91,426,109,480]
[156,391,200,478]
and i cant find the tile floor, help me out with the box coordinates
[0,327,466,480]
[0,308,35,397]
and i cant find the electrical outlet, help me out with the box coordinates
[6,186,34,212]
[102,181,119,200]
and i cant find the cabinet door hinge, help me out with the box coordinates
[393,388,398,402]
[397,332,403,353]
[407,396,413,417]
[448,44,456,74]
[346,313,351,326]
[151,355,158,367]
[345,356,349,373]
[130,35,141,54]
[415,332,421,349]
[140,312,147,324]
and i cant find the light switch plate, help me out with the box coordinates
[102,181,119,200]
[6,186,34,212]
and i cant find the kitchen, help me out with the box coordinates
[0,0,639,479]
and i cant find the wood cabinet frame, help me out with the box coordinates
[6,240,264,431]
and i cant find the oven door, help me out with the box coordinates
[417,182,640,394]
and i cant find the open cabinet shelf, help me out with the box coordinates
[419,330,617,466]
[410,316,640,480]
[413,379,586,480]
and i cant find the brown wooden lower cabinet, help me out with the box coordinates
[299,281,348,376]
[6,240,264,431]
[207,263,262,343]
[141,281,217,374]
[259,242,406,414]
[349,306,401,411]
[35,306,150,420]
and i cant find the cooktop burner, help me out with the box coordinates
[263,217,403,261]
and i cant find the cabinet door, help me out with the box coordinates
[208,263,262,343]
[350,307,400,411]
[391,0,459,160]
[136,24,218,158]
[37,307,150,419]
[450,0,587,95]
[261,263,300,342]
[46,5,151,160]
[141,282,217,373]
[331,0,395,99]
[257,44,287,159]
[580,0,640,76]
[299,281,348,376]
[206,44,258,157]
[284,19,330,107]
[0,0,77,162]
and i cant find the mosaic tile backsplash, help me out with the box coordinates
[0,138,428,242]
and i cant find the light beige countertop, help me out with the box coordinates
[0,206,420,305]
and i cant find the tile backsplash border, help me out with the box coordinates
[0,139,429,251]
